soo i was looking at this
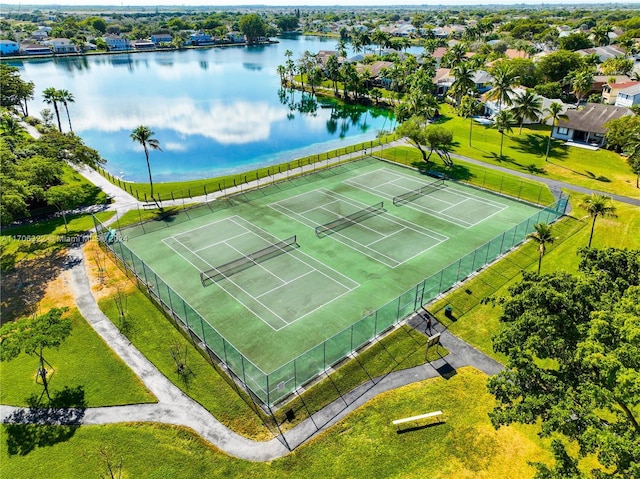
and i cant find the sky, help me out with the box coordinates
[0,0,627,7]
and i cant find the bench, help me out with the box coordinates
[392,411,444,429]
[426,170,447,180]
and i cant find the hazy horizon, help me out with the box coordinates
[0,0,628,7]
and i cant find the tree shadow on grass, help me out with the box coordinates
[0,246,68,324]
[511,133,569,162]
[4,386,86,456]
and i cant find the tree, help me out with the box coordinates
[0,308,72,401]
[487,63,519,112]
[492,109,514,158]
[558,32,593,51]
[526,222,556,274]
[591,23,613,46]
[458,94,481,146]
[424,125,454,168]
[449,62,476,107]
[326,54,341,96]
[600,58,634,76]
[57,89,75,132]
[0,64,35,116]
[511,89,542,134]
[42,87,62,132]
[543,102,568,162]
[130,126,162,201]
[569,70,594,105]
[371,29,390,56]
[396,116,430,164]
[238,13,266,43]
[44,184,84,234]
[579,194,617,248]
[537,50,583,83]
[487,248,640,479]
[441,43,467,68]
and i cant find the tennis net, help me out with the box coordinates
[315,202,385,237]
[392,179,445,207]
[200,235,299,285]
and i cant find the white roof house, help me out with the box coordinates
[615,84,640,108]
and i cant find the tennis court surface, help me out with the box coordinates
[101,158,566,405]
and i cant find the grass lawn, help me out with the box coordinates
[0,309,155,407]
[427,195,640,362]
[0,367,553,479]
[435,104,639,200]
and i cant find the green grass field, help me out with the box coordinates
[0,368,553,479]
[0,309,155,407]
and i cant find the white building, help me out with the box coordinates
[614,84,640,108]
[103,35,130,51]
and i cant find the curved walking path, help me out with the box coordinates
[1,243,502,461]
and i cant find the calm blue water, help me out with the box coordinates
[9,36,401,182]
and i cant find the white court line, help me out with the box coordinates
[223,237,287,286]
[193,230,251,253]
[169,215,241,241]
[255,270,315,300]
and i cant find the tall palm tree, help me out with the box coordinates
[57,89,75,132]
[487,64,519,112]
[526,222,556,274]
[130,126,162,201]
[371,29,389,56]
[42,87,62,132]
[459,95,480,146]
[591,24,613,46]
[492,109,514,158]
[579,194,617,248]
[441,43,467,68]
[542,102,568,162]
[449,62,476,108]
[511,89,542,134]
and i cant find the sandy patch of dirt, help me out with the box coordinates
[83,240,135,301]
[36,270,76,313]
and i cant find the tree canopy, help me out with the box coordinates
[238,13,267,43]
[487,248,640,479]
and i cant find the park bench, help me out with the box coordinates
[392,411,444,430]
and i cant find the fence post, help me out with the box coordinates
[144,193,147,203]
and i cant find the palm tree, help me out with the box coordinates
[511,89,542,134]
[326,54,341,96]
[371,29,389,56]
[579,194,617,248]
[570,70,594,105]
[57,89,75,132]
[42,87,62,132]
[449,62,476,108]
[458,95,480,146]
[130,126,162,201]
[492,109,514,158]
[526,222,556,275]
[0,114,26,137]
[542,102,568,162]
[591,24,613,46]
[487,64,519,112]
[441,43,467,68]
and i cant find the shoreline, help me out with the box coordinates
[0,38,279,63]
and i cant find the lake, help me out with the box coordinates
[9,35,400,183]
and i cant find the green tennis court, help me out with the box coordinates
[106,158,563,405]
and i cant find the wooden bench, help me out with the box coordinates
[392,411,444,429]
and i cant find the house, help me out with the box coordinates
[227,32,245,43]
[433,68,454,97]
[576,45,626,62]
[593,74,631,94]
[103,35,130,51]
[473,70,494,94]
[47,38,77,54]
[483,87,571,124]
[150,33,172,45]
[615,84,640,108]
[21,43,51,55]
[190,31,213,46]
[356,60,394,88]
[0,40,19,55]
[32,30,48,41]
[551,103,633,146]
[131,39,155,50]
[602,81,640,105]
[505,49,530,60]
